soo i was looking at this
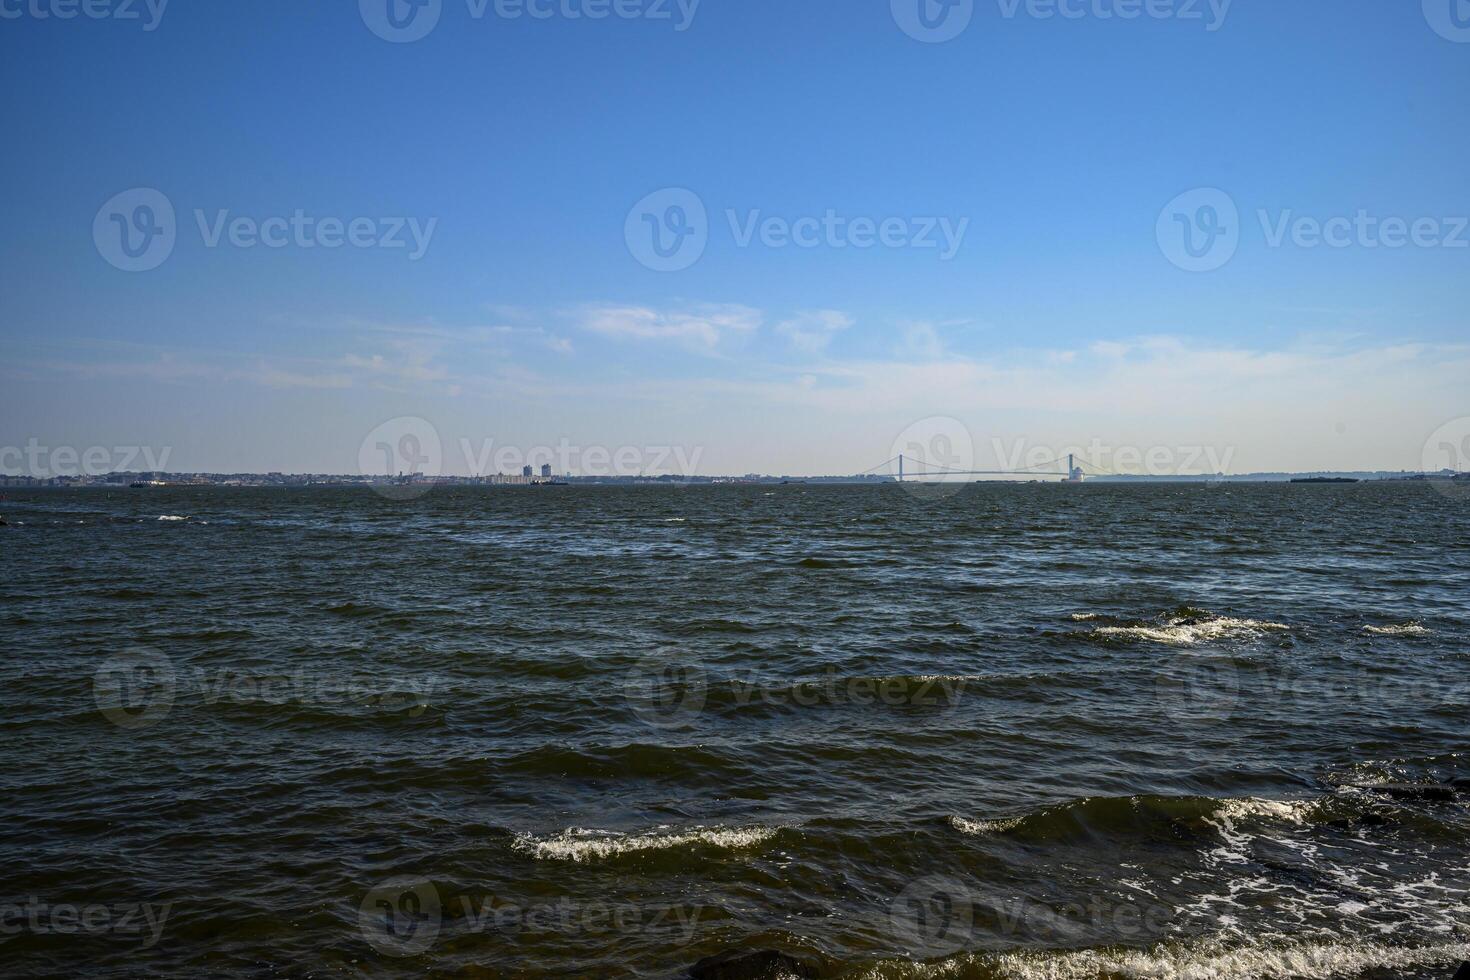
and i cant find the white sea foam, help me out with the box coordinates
[948,814,1024,836]
[512,824,775,862]
[1363,623,1430,636]
[988,937,1470,980]
[156,515,188,521]
[1070,613,1103,621]
[858,938,1470,980]
[1092,616,1289,646]
[1199,797,1314,866]
[1211,797,1313,826]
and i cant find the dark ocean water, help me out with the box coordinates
[2,482,1467,979]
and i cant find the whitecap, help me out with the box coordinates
[948,814,1023,836]
[1210,797,1313,825]
[512,824,775,862]
[156,515,189,521]
[1092,615,1288,646]
[1363,623,1430,636]
[985,936,1470,980]
[1201,798,1314,868]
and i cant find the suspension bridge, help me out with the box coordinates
[860,453,1114,483]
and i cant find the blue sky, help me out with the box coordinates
[1,0,1467,476]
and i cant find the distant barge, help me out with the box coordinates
[1290,477,1360,484]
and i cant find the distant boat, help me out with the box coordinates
[1291,477,1360,484]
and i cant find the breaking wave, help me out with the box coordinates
[1363,622,1431,636]
[511,824,776,862]
[946,794,1327,845]
[860,936,1470,980]
[948,814,1024,836]
[1076,607,1290,646]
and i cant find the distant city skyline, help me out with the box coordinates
[2,1,1467,477]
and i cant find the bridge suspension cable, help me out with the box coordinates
[881,453,1081,479]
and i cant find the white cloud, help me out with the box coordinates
[775,310,854,353]
[578,304,762,352]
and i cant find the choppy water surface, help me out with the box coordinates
[2,483,1468,979]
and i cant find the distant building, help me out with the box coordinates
[522,465,532,478]
[540,463,552,478]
